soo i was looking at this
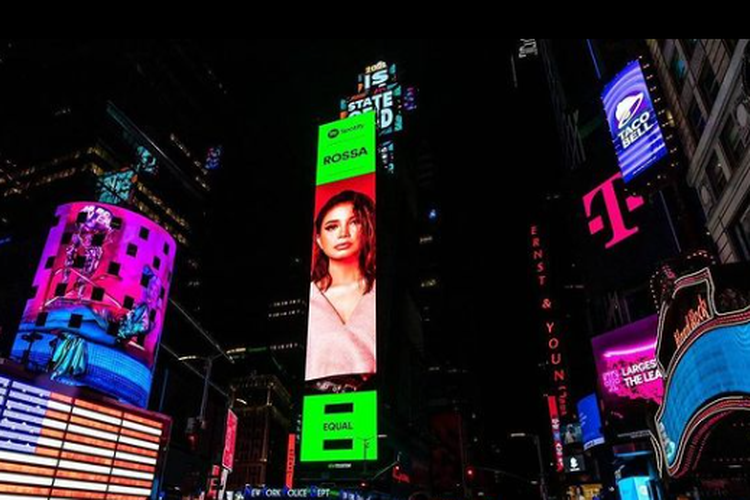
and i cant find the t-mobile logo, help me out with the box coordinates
[583,173,644,249]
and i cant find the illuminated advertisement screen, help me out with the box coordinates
[602,60,668,183]
[306,114,377,389]
[9,202,175,408]
[592,315,663,438]
[577,394,605,451]
[300,391,378,463]
[654,265,750,477]
[222,409,238,472]
[340,62,402,137]
[0,371,169,500]
[316,113,376,186]
[617,477,653,500]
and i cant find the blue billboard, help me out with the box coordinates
[578,393,605,451]
[653,264,750,478]
[602,60,668,183]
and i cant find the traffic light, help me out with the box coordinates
[466,466,476,481]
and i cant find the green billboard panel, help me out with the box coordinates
[300,391,378,462]
[316,113,376,186]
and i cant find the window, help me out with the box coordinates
[681,39,699,59]
[699,62,720,109]
[706,153,727,199]
[720,115,748,168]
[734,201,750,260]
[126,243,138,257]
[670,50,687,89]
[688,99,706,139]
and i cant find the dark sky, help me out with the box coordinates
[198,40,561,444]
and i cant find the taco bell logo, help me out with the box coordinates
[616,93,644,129]
[583,173,644,249]
[616,92,654,149]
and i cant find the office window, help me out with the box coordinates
[699,62,720,109]
[681,39,699,59]
[688,99,706,139]
[720,114,749,169]
[670,50,687,89]
[706,153,727,199]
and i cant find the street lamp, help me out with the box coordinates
[509,432,549,500]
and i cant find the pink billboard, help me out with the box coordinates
[10,202,175,407]
[592,315,663,437]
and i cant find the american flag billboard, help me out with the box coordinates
[0,373,170,500]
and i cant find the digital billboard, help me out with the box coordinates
[577,394,605,451]
[617,477,653,500]
[300,391,378,463]
[9,202,175,408]
[340,61,402,137]
[222,409,238,472]
[306,114,377,389]
[602,60,668,183]
[0,371,169,500]
[592,315,663,439]
[653,264,750,478]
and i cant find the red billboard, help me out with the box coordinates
[221,410,238,472]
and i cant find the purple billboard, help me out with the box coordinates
[592,314,664,438]
[9,202,175,408]
[602,60,668,183]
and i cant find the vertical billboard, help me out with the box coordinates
[653,264,750,478]
[302,113,378,464]
[9,202,175,408]
[222,409,238,472]
[591,315,663,439]
[0,370,169,500]
[305,113,377,390]
[601,60,668,183]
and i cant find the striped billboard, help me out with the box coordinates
[0,373,169,500]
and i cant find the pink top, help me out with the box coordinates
[305,281,376,381]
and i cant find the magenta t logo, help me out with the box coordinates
[583,173,644,249]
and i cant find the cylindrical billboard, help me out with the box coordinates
[10,202,175,408]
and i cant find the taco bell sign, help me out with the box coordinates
[602,60,668,183]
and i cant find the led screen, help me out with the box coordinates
[653,265,750,477]
[577,394,605,451]
[592,315,663,438]
[306,114,377,389]
[0,372,169,500]
[9,202,175,408]
[300,391,378,463]
[602,60,668,183]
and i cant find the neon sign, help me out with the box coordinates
[583,173,644,249]
[530,225,570,418]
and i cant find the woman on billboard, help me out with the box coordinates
[306,189,376,391]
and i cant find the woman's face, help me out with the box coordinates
[317,202,363,262]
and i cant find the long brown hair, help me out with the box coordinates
[312,190,376,293]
